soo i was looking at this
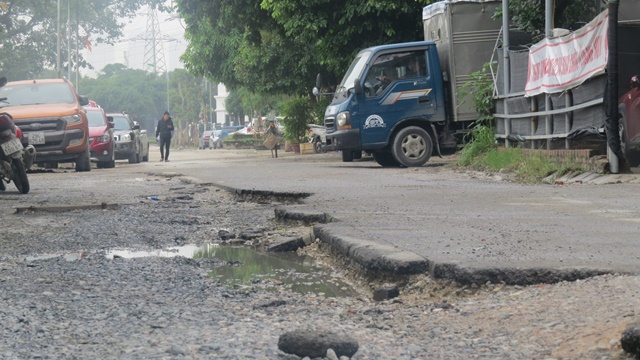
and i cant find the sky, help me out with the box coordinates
[81,5,187,77]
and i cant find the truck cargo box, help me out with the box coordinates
[423,0,501,123]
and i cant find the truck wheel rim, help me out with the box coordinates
[401,134,426,159]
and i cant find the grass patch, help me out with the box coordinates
[458,145,585,183]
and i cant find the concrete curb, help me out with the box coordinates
[313,225,430,275]
[215,185,623,286]
[275,206,333,225]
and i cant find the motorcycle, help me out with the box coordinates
[0,77,36,194]
[307,124,329,153]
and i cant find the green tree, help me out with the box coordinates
[167,69,204,126]
[0,0,167,81]
[496,0,600,40]
[79,66,205,134]
[176,0,429,96]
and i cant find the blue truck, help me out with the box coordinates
[318,0,501,167]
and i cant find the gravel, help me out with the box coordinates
[0,163,639,359]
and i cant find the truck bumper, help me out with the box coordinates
[326,128,360,150]
[27,128,87,164]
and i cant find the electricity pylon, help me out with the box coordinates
[131,9,177,74]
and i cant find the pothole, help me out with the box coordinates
[25,244,358,298]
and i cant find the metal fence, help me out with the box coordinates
[493,49,606,151]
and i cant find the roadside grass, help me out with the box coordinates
[455,63,584,183]
[455,134,585,183]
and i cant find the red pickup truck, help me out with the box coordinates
[618,75,640,167]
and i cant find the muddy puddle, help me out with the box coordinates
[27,244,357,297]
[195,245,357,297]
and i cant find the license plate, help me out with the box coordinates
[0,137,23,155]
[29,132,45,145]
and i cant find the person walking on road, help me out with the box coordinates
[156,111,174,162]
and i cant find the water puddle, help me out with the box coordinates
[195,245,357,298]
[27,244,357,297]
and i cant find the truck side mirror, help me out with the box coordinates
[631,75,640,88]
[354,78,363,95]
[315,73,322,89]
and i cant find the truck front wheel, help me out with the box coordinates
[372,151,401,167]
[75,146,92,172]
[391,126,432,167]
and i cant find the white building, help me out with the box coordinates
[214,83,228,125]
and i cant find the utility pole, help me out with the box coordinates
[606,0,621,173]
[56,0,61,78]
[67,0,71,80]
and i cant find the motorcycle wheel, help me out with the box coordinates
[11,158,29,194]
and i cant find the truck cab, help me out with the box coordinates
[324,41,446,167]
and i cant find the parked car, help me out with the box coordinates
[199,130,214,149]
[85,106,115,168]
[0,78,91,171]
[107,112,147,164]
[619,75,640,166]
[134,121,149,161]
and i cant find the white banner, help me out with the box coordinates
[525,11,608,97]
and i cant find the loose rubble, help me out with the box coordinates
[0,166,639,359]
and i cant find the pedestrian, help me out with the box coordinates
[263,120,279,158]
[156,111,174,162]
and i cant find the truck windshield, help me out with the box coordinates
[336,50,371,93]
[0,82,75,106]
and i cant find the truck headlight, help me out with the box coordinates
[98,134,110,143]
[121,133,131,141]
[62,114,82,124]
[336,111,350,129]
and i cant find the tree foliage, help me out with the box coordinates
[496,0,600,40]
[79,66,205,132]
[0,0,166,81]
[176,0,429,96]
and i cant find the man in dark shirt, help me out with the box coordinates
[155,111,174,162]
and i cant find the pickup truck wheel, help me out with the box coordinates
[128,151,137,164]
[341,150,354,162]
[372,151,401,167]
[75,147,92,172]
[618,114,638,167]
[391,126,432,167]
[0,179,6,191]
[142,147,149,162]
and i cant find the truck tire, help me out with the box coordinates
[75,147,92,172]
[128,143,140,164]
[391,126,433,167]
[0,179,6,191]
[619,113,638,167]
[342,150,354,162]
[372,151,401,167]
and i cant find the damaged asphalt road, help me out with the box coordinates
[1,149,640,359]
